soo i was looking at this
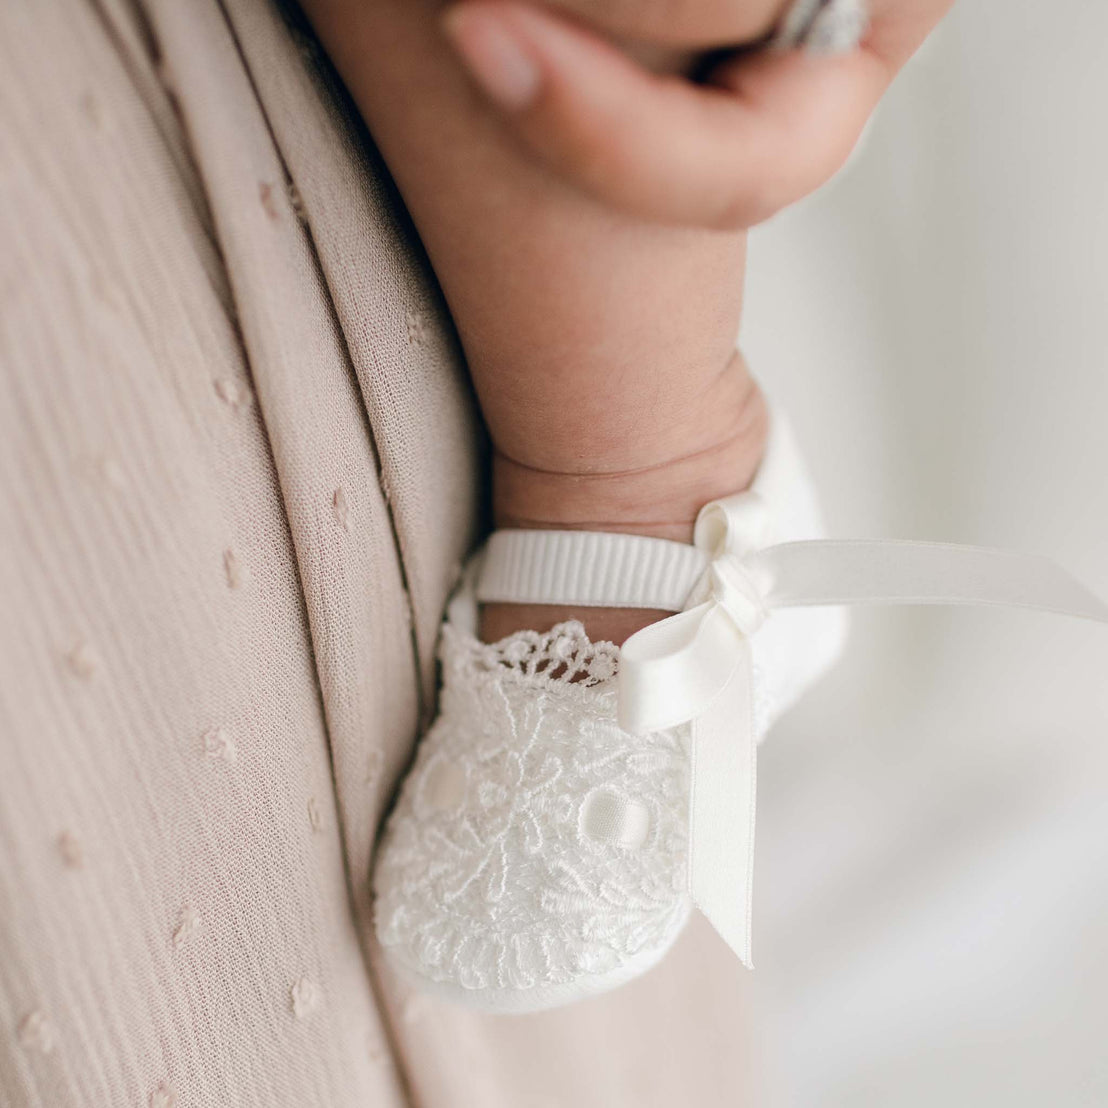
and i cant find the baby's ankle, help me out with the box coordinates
[492,352,768,540]
[480,356,769,643]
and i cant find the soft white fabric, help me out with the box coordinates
[742,6,1108,1100]
[479,530,707,612]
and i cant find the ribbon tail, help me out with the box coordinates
[754,540,1108,623]
[688,639,758,968]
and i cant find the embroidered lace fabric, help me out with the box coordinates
[374,620,696,1002]
[373,616,790,1007]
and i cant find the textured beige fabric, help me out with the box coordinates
[0,1,756,1105]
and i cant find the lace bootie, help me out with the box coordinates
[371,395,1108,1014]
[372,412,848,1011]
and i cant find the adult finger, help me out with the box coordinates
[443,0,892,227]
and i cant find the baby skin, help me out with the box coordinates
[299,0,950,645]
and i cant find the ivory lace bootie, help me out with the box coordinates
[372,412,848,1012]
[371,398,1108,1014]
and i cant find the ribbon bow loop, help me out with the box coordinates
[693,490,773,560]
[692,491,774,636]
[618,493,774,738]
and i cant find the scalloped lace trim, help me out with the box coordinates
[450,619,621,689]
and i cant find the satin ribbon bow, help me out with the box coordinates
[618,493,1108,967]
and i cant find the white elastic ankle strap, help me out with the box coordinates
[476,529,707,611]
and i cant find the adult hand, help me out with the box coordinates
[442,0,955,227]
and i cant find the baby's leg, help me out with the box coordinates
[301,0,771,641]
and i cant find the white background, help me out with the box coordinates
[743,1,1108,1103]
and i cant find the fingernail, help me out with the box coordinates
[443,5,541,111]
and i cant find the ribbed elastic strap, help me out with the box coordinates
[476,529,708,611]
